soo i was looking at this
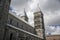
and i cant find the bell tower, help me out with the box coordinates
[0,0,11,40]
[34,10,45,40]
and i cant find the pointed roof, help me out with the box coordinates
[24,8,27,17]
[23,8,28,22]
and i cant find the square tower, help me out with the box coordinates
[34,11,45,40]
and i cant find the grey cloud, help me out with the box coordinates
[40,0,60,12]
[45,26,54,34]
[10,0,29,12]
[52,27,60,35]
[10,0,60,26]
[11,0,28,6]
[45,26,60,35]
[48,15,60,26]
[39,0,60,26]
[44,11,60,26]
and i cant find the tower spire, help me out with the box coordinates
[23,8,28,22]
[24,8,27,17]
[34,4,46,39]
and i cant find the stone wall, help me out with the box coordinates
[7,13,35,34]
[4,25,42,40]
[0,0,11,40]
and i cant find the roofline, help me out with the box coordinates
[34,11,43,15]
[9,11,34,27]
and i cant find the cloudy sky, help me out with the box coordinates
[10,0,60,35]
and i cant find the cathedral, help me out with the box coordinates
[0,0,45,40]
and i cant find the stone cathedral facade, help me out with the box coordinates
[0,0,45,40]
